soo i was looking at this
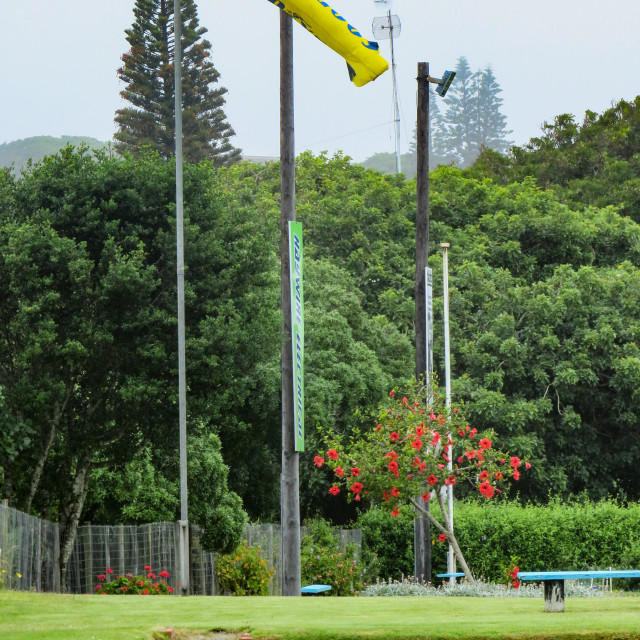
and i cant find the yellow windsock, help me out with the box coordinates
[267,0,389,87]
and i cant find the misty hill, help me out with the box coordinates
[0,136,109,173]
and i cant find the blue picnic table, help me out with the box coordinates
[518,570,640,612]
[301,584,332,595]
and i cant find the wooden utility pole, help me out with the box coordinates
[279,10,301,597]
[414,61,431,584]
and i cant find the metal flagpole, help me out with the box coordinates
[441,242,454,585]
[174,0,189,596]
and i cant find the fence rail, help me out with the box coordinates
[0,504,360,595]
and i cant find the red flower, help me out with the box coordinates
[445,475,456,486]
[97,574,106,582]
[376,423,382,431]
[427,474,438,486]
[351,467,361,476]
[355,494,361,501]
[314,456,324,467]
[525,462,532,469]
[479,438,491,450]
[494,471,503,480]
[383,490,390,502]
[142,589,149,595]
[159,570,170,578]
[335,466,344,477]
[478,481,495,498]
[512,579,520,589]
[391,486,400,497]
[465,449,476,460]
[422,492,432,502]
[390,507,400,517]
[453,407,458,413]
[329,485,340,496]
[385,451,398,461]
[469,428,477,437]
[479,470,490,481]
[419,462,426,473]
[389,431,400,442]
[389,390,395,398]
[147,572,156,579]
[438,533,447,542]
[416,424,425,436]
[402,397,408,404]
[144,566,152,571]
[411,438,422,450]
[513,469,521,481]
[327,449,339,460]
[510,456,521,468]
[168,586,174,593]
[106,568,113,574]
[350,482,364,494]
[388,461,399,474]
[431,431,441,445]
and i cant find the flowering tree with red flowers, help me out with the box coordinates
[315,381,530,583]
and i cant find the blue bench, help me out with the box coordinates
[301,584,331,595]
[518,570,640,612]
[437,572,465,581]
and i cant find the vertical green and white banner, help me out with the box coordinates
[289,221,305,451]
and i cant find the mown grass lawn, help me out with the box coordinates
[2,590,640,640]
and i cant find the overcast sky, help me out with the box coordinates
[1,0,638,162]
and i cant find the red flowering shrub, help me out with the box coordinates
[94,566,174,595]
[316,380,528,584]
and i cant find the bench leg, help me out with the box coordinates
[544,579,565,613]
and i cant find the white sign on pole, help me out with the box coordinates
[425,267,433,394]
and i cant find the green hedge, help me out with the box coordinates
[357,499,640,583]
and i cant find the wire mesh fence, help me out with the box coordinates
[0,503,360,595]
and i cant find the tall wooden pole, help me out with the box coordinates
[414,61,431,584]
[279,10,301,597]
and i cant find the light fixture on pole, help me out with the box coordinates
[372,5,402,174]
[428,70,456,97]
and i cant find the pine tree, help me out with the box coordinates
[115,0,240,166]
[473,66,513,155]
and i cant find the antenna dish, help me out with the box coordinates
[372,14,401,40]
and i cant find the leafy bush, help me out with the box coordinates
[356,507,414,581]
[94,566,173,595]
[216,541,275,596]
[301,518,365,595]
[357,500,640,586]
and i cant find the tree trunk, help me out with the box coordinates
[413,490,476,584]
[58,459,91,592]
[24,421,57,514]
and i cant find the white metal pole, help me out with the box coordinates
[441,242,454,584]
[174,0,189,596]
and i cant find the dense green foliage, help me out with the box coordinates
[468,97,640,220]
[115,0,240,165]
[3,93,640,552]
[358,500,640,586]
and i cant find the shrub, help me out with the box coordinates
[356,507,414,581]
[216,540,275,596]
[357,499,640,586]
[94,566,174,595]
[301,518,365,595]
